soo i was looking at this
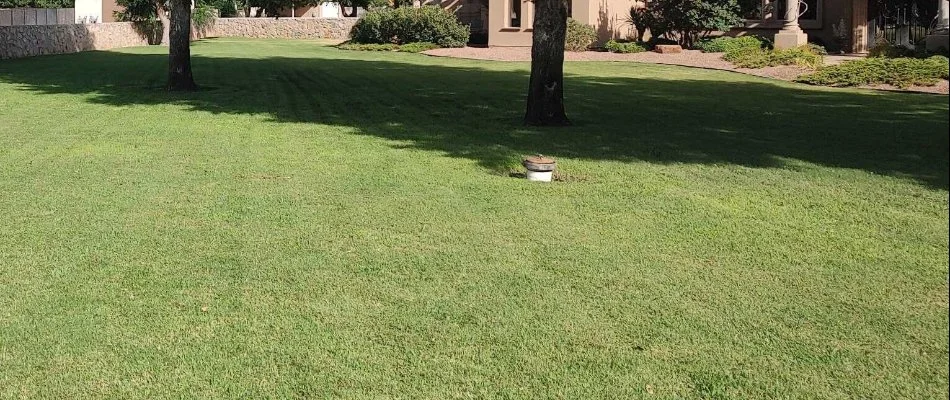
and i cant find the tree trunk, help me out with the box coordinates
[167,0,197,91]
[524,0,570,126]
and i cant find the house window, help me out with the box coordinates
[800,0,818,20]
[775,0,819,21]
[508,0,521,28]
[741,0,822,28]
[739,0,769,19]
[567,0,572,18]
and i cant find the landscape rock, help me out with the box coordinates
[654,44,683,54]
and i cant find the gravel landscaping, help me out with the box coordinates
[424,47,949,95]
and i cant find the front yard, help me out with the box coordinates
[0,38,947,398]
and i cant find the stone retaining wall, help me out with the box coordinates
[0,22,149,59]
[206,17,357,40]
[0,18,355,60]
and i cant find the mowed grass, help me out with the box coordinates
[0,38,947,398]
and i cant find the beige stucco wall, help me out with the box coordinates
[586,0,634,43]
[0,22,148,59]
[101,0,122,23]
[487,0,533,46]
[487,0,633,47]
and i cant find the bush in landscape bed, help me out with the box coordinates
[565,18,598,52]
[338,42,400,51]
[398,42,440,53]
[797,56,950,88]
[192,4,217,32]
[349,6,469,48]
[807,43,828,56]
[724,45,823,69]
[629,0,743,48]
[868,40,917,58]
[769,45,824,69]
[695,35,765,53]
[336,42,440,53]
[604,40,647,54]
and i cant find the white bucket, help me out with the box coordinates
[526,170,553,182]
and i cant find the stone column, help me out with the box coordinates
[851,0,868,53]
[937,0,949,32]
[774,0,807,49]
[926,0,949,51]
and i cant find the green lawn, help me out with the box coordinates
[0,38,947,399]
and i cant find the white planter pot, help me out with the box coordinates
[526,170,553,182]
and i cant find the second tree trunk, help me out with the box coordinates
[167,0,197,91]
[524,0,570,126]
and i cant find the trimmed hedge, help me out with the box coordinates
[398,42,440,53]
[797,56,950,88]
[338,42,400,51]
[695,35,765,53]
[565,18,597,52]
[604,40,647,54]
[724,45,823,69]
[337,42,440,53]
[350,6,469,48]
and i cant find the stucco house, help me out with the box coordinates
[74,0,122,22]
[439,0,945,53]
[731,0,944,53]
[428,0,634,46]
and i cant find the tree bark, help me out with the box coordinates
[523,0,570,126]
[167,0,197,91]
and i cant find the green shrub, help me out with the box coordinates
[350,10,385,43]
[867,37,948,59]
[770,46,824,69]
[723,46,772,68]
[114,0,157,22]
[336,42,440,53]
[633,0,744,48]
[565,18,597,52]
[724,45,823,69]
[398,42,440,53]
[868,40,916,58]
[628,6,659,42]
[337,42,400,51]
[797,56,949,88]
[695,35,764,53]
[807,43,828,56]
[192,4,217,32]
[349,6,469,48]
[604,40,647,54]
[215,0,239,17]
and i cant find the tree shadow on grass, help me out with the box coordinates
[1,45,947,189]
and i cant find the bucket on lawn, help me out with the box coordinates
[523,155,556,182]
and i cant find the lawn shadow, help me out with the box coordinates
[1,44,947,189]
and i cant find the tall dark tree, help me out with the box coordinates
[523,0,570,126]
[167,0,197,91]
